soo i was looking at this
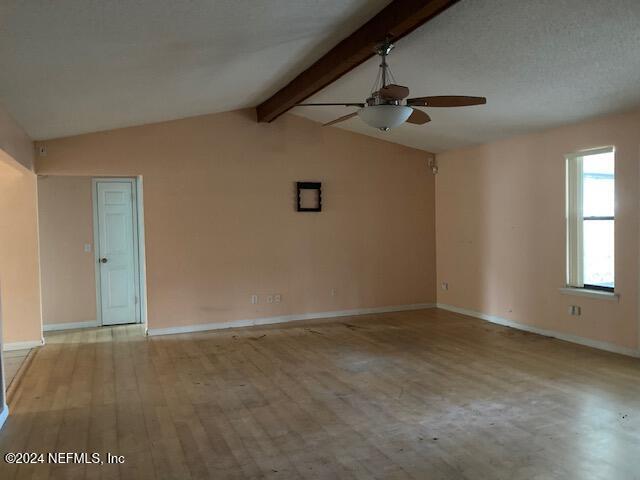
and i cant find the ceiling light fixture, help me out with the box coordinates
[357,104,413,131]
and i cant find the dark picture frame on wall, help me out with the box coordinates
[296,182,322,212]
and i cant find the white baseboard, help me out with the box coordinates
[147,303,436,336]
[3,338,45,352]
[437,303,640,358]
[0,404,8,430]
[43,320,99,332]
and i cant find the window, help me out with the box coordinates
[566,147,614,291]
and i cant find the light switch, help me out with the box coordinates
[84,244,92,252]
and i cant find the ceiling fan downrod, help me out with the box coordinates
[376,40,394,89]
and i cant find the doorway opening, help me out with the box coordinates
[37,175,147,333]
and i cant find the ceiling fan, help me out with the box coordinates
[296,40,486,131]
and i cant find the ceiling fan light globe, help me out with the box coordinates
[357,105,412,130]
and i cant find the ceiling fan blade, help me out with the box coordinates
[406,108,431,125]
[407,96,487,107]
[297,102,365,107]
[379,84,410,100]
[323,112,358,127]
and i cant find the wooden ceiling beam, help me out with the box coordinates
[255,0,461,123]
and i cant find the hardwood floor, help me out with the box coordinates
[1,308,639,479]
[3,349,32,390]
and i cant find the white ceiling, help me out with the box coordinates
[0,0,389,140]
[2,0,640,152]
[296,0,640,152]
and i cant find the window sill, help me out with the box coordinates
[559,287,619,302]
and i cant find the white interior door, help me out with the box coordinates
[95,180,140,325]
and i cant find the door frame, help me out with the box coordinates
[92,177,147,327]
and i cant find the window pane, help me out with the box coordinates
[583,152,614,217]
[583,219,614,288]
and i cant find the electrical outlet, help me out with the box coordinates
[441,282,449,291]
[251,295,258,305]
[568,305,581,316]
[274,294,281,303]
[84,243,92,252]
[331,288,337,297]
[266,295,274,304]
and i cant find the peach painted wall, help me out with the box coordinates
[0,104,42,346]
[35,110,436,331]
[436,109,640,350]
[0,154,42,345]
[37,176,96,326]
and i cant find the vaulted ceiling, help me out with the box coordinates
[295,0,640,152]
[2,0,640,152]
[0,0,389,139]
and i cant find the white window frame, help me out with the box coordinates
[565,146,615,291]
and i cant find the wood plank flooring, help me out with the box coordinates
[1,308,639,479]
[3,349,32,389]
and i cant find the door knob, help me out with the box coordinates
[100,258,108,263]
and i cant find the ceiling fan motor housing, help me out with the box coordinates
[366,93,402,107]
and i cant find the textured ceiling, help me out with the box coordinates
[295,0,640,152]
[0,0,389,140]
[2,0,640,152]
